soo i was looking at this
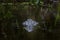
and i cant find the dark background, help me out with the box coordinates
[0,0,60,40]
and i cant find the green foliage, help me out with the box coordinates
[54,2,60,26]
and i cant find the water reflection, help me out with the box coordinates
[22,19,38,32]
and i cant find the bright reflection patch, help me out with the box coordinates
[22,19,38,32]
